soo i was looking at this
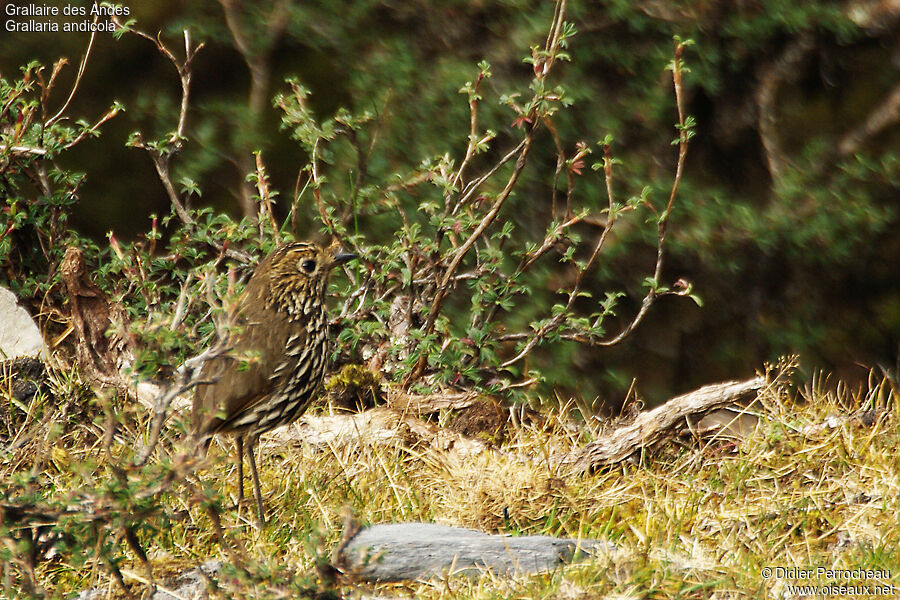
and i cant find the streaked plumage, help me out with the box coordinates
[193,240,355,525]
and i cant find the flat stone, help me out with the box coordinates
[338,522,614,582]
[0,286,46,359]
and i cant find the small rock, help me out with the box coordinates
[0,286,47,359]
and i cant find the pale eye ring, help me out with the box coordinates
[300,259,317,273]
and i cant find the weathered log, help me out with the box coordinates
[333,522,613,582]
[555,376,766,473]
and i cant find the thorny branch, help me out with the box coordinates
[499,38,696,369]
[1,261,261,589]
[402,1,570,387]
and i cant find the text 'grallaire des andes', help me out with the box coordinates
[5,3,130,17]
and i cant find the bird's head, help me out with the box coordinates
[257,240,357,315]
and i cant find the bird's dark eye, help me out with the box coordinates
[300,259,317,273]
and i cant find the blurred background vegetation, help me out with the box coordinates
[2,0,898,405]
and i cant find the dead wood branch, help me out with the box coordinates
[555,376,766,474]
[59,247,130,392]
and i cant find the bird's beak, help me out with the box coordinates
[328,249,357,269]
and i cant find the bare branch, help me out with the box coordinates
[755,34,815,183]
[0,145,48,156]
[837,81,900,157]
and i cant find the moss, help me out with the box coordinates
[324,364,383,412]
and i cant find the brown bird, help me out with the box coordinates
[193,241,356,525]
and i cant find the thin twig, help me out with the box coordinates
[176,29,202,141]
[171,272,195,331]
[596,38,693,347]
[500,144,616,368]
[310,137,335,232]
[254,151,280,242]
[117,25,253,264]
[474,210,585,336]
[501,38,695,366]
[404,0,570,386]
[62,105,120,150]
[133,341,231,468]
[451,69,487,190]
[47,28,97,126]
[451,138,528,216]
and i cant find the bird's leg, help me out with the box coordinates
[247,436,267,527]
[236,436,245,504]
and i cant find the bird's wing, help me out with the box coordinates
[193,301,309,435]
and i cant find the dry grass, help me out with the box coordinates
[3,361,898,599]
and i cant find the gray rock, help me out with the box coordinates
[338,522,614,582]
[0,286,46,359]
